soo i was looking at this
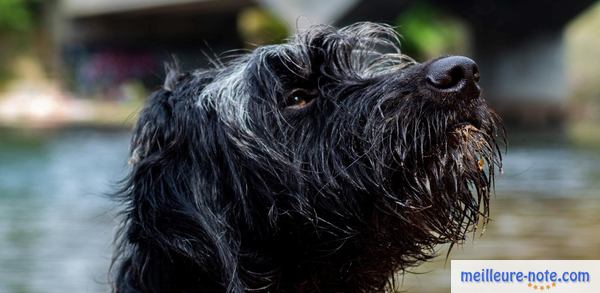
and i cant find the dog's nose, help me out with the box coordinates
[425,56,480,99]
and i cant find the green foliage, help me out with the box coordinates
[0,0,34,33]
[395,3,470,61]
[237,7,289,46]
[0,0,38,85]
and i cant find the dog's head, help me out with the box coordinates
[119,22,503,291]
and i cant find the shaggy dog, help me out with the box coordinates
[113,22,503,292]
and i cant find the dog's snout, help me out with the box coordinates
[425,56,480,99]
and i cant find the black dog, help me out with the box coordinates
[113,22,503,292]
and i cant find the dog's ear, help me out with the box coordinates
[113,71,245,292]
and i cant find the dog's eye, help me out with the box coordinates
[285,89,316,109]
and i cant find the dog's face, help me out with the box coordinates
[124,22,503,291]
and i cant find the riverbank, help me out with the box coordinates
[0,67,143,130]
[0,92,140,130]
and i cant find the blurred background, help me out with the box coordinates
[1,0,600,292]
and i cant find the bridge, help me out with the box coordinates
[55,0,597,126]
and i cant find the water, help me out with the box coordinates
[0,130,129,293]
[0,130,599,293]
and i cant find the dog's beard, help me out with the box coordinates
[363,96,503,266]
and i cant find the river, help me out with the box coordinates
[0,130,599,293]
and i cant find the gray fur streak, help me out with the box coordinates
[183,22,416,163]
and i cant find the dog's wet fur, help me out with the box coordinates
[113,22,504,292]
